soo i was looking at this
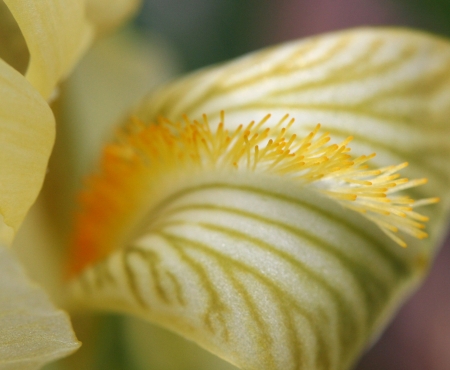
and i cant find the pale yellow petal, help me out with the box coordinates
[4,0,93,99]
[0,1,28,74]
[134,28,450,235]
[69,175,431,370]
[0,243,80,369]
[69,28,450,370]
[0,59,54,242]
[86,0,141,35]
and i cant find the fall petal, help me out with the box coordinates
[68,28,450,370]
[67,117,447,369]
[0,59,54,243]
[4,0,93,99]
[0,243,80,370]
[69,174,432,370]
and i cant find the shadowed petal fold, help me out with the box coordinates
[4,0,93,99]
[0,1,29,74]
[0,60,54,244]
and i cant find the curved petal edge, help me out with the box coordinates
[4,0,93,99]
[0,59,55,240]
[0,243,80,370]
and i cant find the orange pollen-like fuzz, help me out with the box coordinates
[68,112,439,277]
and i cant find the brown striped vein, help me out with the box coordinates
[165,220,364,353]
[161,233,332,370]
[144,183,412,275]
[154,206,392,330]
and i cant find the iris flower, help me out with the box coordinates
[0,0,139,367]
[1,1,450,370]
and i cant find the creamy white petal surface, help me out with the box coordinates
[0,244,80,370]
[70,173,434,370]
[69,29,450,370]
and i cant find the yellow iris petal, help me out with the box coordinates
[0,242,80,369]
[68,28,450,370]
[0,1,142,367]
[0,0,144,242]
[4,0,93,99]
[0,59,54,244]
[68,116,438,370]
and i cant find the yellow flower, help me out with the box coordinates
[1,2,450,370]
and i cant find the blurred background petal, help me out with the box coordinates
[86,0,142,35]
